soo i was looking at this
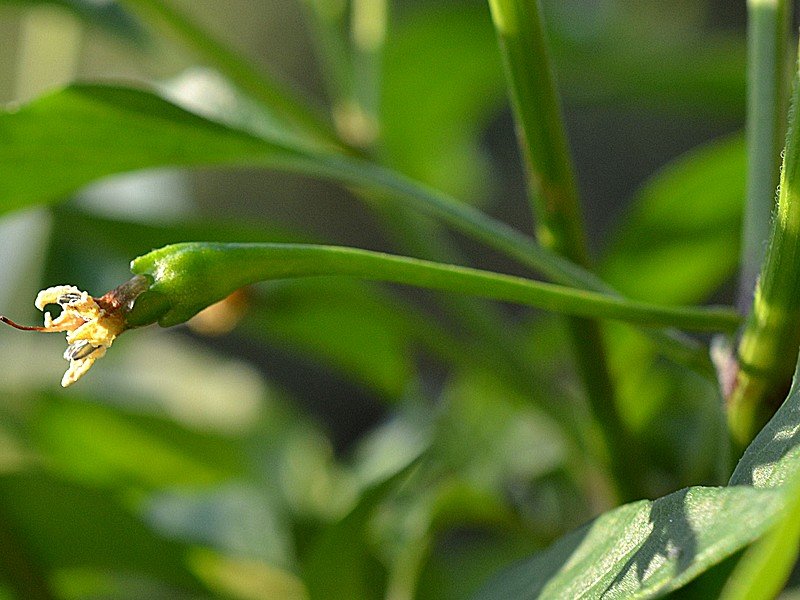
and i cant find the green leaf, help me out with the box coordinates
[29,395,243,489]
[473,354,800,599]
[0,84,293,216]
[472,486,783,599]
[0,471,205,595]
[601,135,745,305]
[0,0,144,40]
[381,5,504,198]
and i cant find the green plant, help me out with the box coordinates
[0,0,799,598]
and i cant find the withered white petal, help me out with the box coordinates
[32,285,124,387]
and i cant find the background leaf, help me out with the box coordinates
[0,0,143,41]
[0,84,297,215]
[473,355,800,599]
[601,135,744,305]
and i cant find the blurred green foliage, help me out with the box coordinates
[0,0,789,599]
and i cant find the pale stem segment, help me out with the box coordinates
[738,0,791,310]
[730,39,800,447]
[488,0,633,498]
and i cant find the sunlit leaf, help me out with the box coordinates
[472,486,782,599]
[473,355,800,599]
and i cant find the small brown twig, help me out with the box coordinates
[0,316,46,332]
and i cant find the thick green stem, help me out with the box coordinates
[127,243,740,333]
[488,0,632,497]
[730,43,800,447]
[739,0,791,310]
[487,0,586,259]
[117,0,340,146]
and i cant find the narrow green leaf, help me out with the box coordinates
[127,242,741,332]
[0,84,292,215]
[0,84,710,370]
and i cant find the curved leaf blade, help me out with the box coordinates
[474,355,800,599]
[0,84,296,215]
[471,486,782,600]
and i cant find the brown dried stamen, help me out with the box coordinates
[0,316,47,332]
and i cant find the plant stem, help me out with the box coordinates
[738,0,791,311]
[300,0,358,138]
[488,0,632,498]
[729,41,800,447]
[348,0,386,146]
[128,242,741,333]
[291,150,715,377]
[117,0,340,146]
[487,0,587,259]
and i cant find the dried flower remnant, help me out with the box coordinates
[1,276,149,387]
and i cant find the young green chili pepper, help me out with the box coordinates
[126,242,741,331]
[2,242,741,386]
